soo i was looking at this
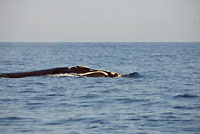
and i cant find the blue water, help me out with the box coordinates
[0,42,200,134]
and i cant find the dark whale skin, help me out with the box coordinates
[0,67,69,78]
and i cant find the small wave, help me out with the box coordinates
[173,106,193,110]
[0,117,23,121]
[79,94,100,99]
[46,94,57,97]
[0,116,37,124]
[26,102,43,105]
[123,72,141,78]
[126,118,141,121]
[174,94,199,98]
[0,98,18,102]
[45,117,90,125]
[115,98,149,104]
[19,90,39,94]
[89,119,107,124]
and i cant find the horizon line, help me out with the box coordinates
[0,41,200,43]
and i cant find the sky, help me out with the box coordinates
[0,0,200,42]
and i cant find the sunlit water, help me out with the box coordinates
[0,42,200,134]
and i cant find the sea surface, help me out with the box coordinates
[0,42,200,134]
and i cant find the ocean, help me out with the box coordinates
[0,42,200,134]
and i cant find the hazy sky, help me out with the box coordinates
[0,0,200,42]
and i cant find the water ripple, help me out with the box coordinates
[174,94,199,98]
[0,117,37,126]
[45,117,102,126]
[115,98,150,104]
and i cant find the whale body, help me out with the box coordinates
[0,66,125,78]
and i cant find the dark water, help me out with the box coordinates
[0,42,200,134]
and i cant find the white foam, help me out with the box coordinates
[49,73,79,77]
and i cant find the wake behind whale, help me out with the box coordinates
[0,66,139,78]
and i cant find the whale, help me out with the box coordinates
[0,66,127,78]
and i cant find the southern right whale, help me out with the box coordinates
[0,66,137,78]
